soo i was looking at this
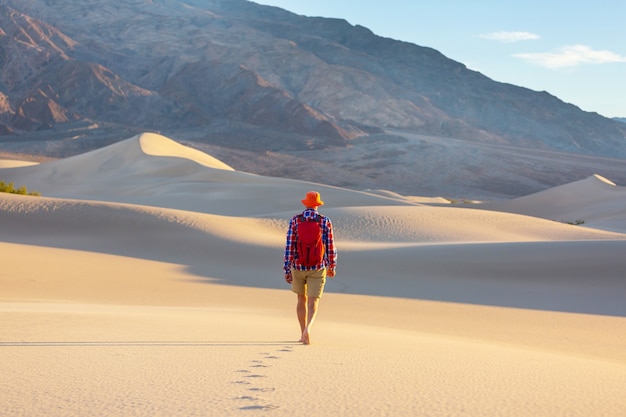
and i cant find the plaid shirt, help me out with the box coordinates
[284,208,337,273]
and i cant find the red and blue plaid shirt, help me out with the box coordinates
[284,208,337,273]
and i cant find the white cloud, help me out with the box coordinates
[478,31,541,43]
[514,44,626,69]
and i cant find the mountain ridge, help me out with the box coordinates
[1,0,626,198]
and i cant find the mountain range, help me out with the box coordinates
[1,0,626,199]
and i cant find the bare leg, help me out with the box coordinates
[301,296,320,345]
[296,294,307,341]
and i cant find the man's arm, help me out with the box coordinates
[324,218,337,277]
[284,217,296,282]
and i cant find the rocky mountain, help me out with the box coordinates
[1,0,626,198]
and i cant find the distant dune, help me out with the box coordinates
[0,160,39,168]
[482,174,626,232]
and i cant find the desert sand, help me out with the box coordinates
[1,132,625,416]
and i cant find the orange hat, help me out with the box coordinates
[301,191,324,207]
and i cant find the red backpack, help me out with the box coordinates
[296,214,325,267]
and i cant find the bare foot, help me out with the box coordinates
[300,329,311,345]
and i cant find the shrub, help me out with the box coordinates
[561,219,585,225]
[0,180,41,196]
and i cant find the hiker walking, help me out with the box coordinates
[284,191,337,345]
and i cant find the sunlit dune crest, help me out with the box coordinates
[482,173,626,232]
[138,132,235,171]
[0,160,39,168]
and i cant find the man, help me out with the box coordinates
[284,191,337,345]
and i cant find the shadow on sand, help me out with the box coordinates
[0,341,300,347]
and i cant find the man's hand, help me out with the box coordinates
[284,272,293,284]
[327,269,336,278]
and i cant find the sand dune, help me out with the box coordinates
[482,174,626,232]
[1,133,625,416]
[0,160,39,168]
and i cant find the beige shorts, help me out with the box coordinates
[291,268,327,298]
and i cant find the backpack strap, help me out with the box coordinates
[297,213,321,223]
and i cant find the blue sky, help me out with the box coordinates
[253,0,626,118]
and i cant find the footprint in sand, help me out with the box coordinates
[240,405,280,411]
[248,387,275,393]
[231,346,295,411]
[235,396,280,411]
[250,359,270,368]
[232,380,252,385]
[244,374,267,379]
[235,396,259,401]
